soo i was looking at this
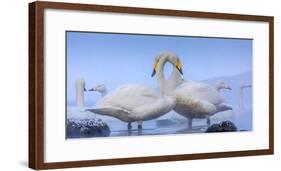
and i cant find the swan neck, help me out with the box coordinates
[167,66,183,91]
[156,60,168,94]
[156,60,183,94]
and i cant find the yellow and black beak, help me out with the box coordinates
[151,62,158,77]
[176,59,183,75]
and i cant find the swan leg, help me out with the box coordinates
[128,122,132,130]
[137,124,143,135]
[137,121,143,129]
[188,118,193,129]
[206,117,211,126]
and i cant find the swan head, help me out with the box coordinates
[240,81,252,89]
[151,52,183,77]
[88,84,107,94]
[216,81,232,90]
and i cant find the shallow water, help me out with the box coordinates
[109,123,208,137]
[66,105,252,139]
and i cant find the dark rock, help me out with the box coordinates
[220,120,237,131]
[205,120,237,133]
[205,124,223,132]
[67,118,110,138]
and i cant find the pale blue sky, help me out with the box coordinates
[66,31,252,102]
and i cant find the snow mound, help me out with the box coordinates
[67,118,110,138]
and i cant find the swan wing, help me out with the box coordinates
[94,84,171,121]
[86,107,133,122]
[132,96,175,121]
[215,103,233,112]
[175,81,224,105]
[175,94,217,115]
[96,84,160,107]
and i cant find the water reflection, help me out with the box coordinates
[109,123,207,137]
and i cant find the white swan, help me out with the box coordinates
[88,84,107,97]
[214,80,233,118]
[151,53,233,128]
[211,80,234,121]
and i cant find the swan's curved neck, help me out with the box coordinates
[156,61,183,94]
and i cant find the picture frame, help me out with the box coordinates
[29,1,274,170]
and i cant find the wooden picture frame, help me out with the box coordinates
[29,1,274,170]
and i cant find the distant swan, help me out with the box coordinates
[214,80,233,118]
[151,53,233,128]
[215,80,232,92]
[88,84,107,97]
[239,81,252,112]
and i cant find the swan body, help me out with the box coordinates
[87,84,176,129]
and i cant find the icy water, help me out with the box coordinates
[109,123,208,137]
[66,105,252,139]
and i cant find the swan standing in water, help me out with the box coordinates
[212,81,234,121]
[151,53,233,129]
[214,81,233,119]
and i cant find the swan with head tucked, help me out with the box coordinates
[85,56,184,130]
[151,53,233,129]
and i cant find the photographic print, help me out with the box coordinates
[66,31,253,139]
[29,2,273,169]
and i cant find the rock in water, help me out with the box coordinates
[220,121,237,132]
[206,120,237,133]
[67,118,110,138]
[206,124,222,132]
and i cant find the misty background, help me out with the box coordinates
[66,31,252,106]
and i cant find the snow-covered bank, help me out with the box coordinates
[66,106,111,138]
[67,118,110,138]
